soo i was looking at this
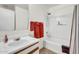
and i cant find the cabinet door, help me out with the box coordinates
[17,42,39,54]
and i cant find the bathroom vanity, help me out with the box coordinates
[0,36,40,54]
[15,41,39,54]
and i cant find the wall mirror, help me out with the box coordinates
[0,4,29,31]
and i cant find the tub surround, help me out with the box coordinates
[45,5,75,54]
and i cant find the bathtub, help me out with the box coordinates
[44,37,63,54]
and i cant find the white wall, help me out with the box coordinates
[29,4,49,38]
[46,5,75,53]
[29,4,48,21]
[15,6,29,30]
[0,7,14,31]
[28,4,49,49]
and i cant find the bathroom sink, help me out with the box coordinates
[7,39,28,47]
[7,36,33,47]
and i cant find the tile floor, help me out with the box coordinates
[39,48,56,54]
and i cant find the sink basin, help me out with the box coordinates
[7,39,28,47]
[6,36,34,47]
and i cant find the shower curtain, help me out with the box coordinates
[70,5,78,54]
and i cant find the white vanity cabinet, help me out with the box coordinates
[15,42,39,54]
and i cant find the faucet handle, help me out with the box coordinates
[4,34,8,43]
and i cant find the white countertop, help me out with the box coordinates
[0,36,40,54]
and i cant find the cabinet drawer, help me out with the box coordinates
[17,42,39,54]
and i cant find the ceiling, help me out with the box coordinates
[0,4,58,11]
[15,4,28,9]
